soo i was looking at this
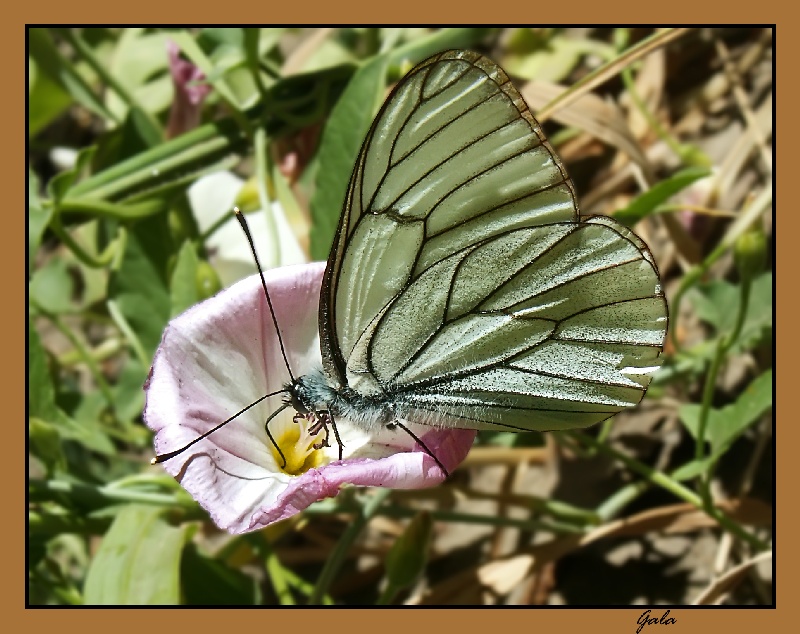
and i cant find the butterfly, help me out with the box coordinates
[154,49,667,473]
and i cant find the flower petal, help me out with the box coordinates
[145,261,476,534]
[187,172,307,287]
[248,428,475,530]
[145,263,325,532]
[166,39,211,137]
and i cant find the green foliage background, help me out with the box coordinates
[28,27,773,605]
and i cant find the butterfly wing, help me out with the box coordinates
[320,50,667,430]
[376,216,667,431]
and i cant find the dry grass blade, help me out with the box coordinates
[537,28,691,122]
[692,550,772,605]
[459,445,548,467]
[522,80,651,176]
[415,497,770,604]
[713,35,772,172]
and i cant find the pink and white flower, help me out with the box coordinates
[144,262,476,534]
[166,39,212,138]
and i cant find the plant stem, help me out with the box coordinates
[568,431,769,551]
[308,488,391,604]
[29,478,197,510]
[57,27,162,142]
[35,307,116,407]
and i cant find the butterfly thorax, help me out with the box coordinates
[287,370,397,431]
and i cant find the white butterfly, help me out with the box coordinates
[156,49,667,471]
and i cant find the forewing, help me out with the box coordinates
[319,50,578,389]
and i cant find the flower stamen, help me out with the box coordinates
[271,414,329,476]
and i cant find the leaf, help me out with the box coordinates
[385,511,433,591]
[29,320,60,422]
[29,417,66,475]
[28,55,72,137]
[614,166,711,226]
[169,240,200,317]
[108,217,172,357]
[309,53,389,259]
[28,324,115,455]
[670,456,714,481]
[689,272,772,354]
[28,169,51,276]
[29,257,74,314]
[83,505,187,604]
[198,27,245,51]
[180,543,260,605]
[28,27,114,121]
[502,29,614,83]
[105,29,173,121]
[679,369,773,460]
[272,162,310,247]
[112,358,148,424]
[47,145,97,204]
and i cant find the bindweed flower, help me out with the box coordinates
[166,40,212,138]
[188,172,306,287]
[144,262,476,534]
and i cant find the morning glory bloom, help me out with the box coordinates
[144,262,476,533]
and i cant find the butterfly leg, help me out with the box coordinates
[302,410,345,461]
[304,412,331,449]
[326,411,344,461]
[391,420,450,478]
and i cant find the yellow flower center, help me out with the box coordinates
[270,420,328,476]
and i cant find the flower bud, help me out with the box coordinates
[734,224,767,284]
[195,260,222,299]
[234,177,261,213]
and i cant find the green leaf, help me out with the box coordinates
[28,55,73,137]
[69,114,246,203]
[502,29,614,83]
[104,29,173,121]
[272,162,309,243]
[108,217,172,357]
[28,323,115,455]
[181,543,261,605]
[614,166,711,226]
[29,320,59,421]
[384,511,432,591]
[83,505,187,604]
[170,241,200,317]
[28,27,115,121]
[670,456,715,481]
[121,106,165,154]
[28,169,52,276]
[29,257,74,314]
[309,53,389,259]
[112,358,148,424]
[47,145,97,204]
[384,27,494,72]
[29,417,66,475]
[199,27,245,51]
[64,390,116,455]
[689,272,772,352]
[679,369,773,460]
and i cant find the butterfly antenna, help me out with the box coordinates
[234,208,296,383]
[152,388,288,464]
[263,401,292,469]
[392,420,450,478]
